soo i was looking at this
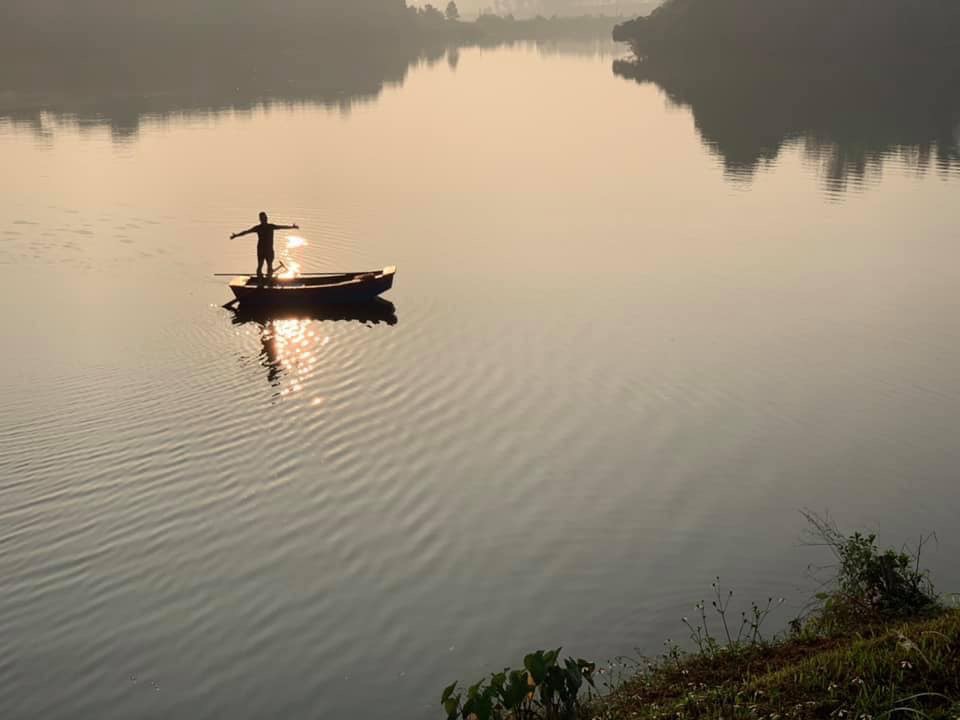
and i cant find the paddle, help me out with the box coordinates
[212,270,379,277]
[218,261,289,310]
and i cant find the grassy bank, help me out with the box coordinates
[441,516,959,719]
[600,609,960,719]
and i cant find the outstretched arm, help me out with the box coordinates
[230,227,257,239]
[274,223,299,230]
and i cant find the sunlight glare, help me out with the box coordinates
[257,318,331,399]
[278,260,301,279]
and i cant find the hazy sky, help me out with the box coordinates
[5,0,657,27]
[444,0,656,17]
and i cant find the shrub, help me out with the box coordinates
[802,511,940,630]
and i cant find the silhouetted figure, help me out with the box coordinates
[230,212,299,278]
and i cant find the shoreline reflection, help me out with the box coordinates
[613,57,960,193]
[0,27,617,142]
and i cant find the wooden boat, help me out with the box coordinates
[227,266,396,306]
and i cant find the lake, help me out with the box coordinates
[2,39,960,719]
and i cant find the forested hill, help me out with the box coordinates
[4,0,410,32]
[613,0,960,66]
[610,0,960,184]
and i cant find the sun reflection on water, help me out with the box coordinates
[231,298,397,401]
[278,235,307,278]
[278,261,301,279]
[258,318,327,400]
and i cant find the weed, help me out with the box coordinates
[441,649,596,720]
[440,516,953,720]
[801,511,940,631]
[681,578,784,656]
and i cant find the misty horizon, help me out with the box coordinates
[5,0,657,26]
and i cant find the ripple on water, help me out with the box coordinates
[4,46,960,720]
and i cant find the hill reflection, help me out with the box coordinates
[0,35,427,141]
[613,58,960,192]
[0,24,615,141]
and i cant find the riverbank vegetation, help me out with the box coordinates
[612,0,960,67]
[440,515,959,719]
[409,7,620,44]
[610,0,960,184]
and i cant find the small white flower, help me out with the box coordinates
[897,633,917,652]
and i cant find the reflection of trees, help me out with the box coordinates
[0,12,616,140]
[611,0,960,190]
[0,32,426,140]
[612,57,960,190]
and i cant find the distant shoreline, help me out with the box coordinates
[612,0,960,67]
[0,11,619,136]
[609,0,960,183]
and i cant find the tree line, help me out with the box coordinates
[613,0,960,67]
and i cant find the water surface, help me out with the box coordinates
[2,42,960,719]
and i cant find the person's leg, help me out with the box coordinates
[266,247,275,278]
[257,245,266,279]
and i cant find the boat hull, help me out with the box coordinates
[229,266,395,306]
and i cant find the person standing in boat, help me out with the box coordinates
[230,212,299,279]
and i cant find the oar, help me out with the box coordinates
[218,261,290,310]
[215,260,287,277]
[212,270,379,277]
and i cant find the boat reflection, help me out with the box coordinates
[229,299,397,390]
[231,298,398,327]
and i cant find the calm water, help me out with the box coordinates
[2,42,960,719]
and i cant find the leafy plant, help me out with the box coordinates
[441,649,596,720]
[442,515,950,720]
[802,511,940,629]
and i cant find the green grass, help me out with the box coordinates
[440,517,956,720]
[598,609,960,720]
